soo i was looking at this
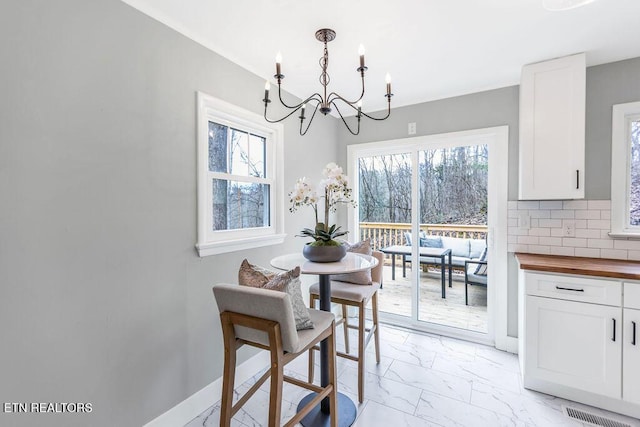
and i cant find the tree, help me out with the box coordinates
[358,145,488,225]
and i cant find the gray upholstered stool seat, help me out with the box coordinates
[309,280,381,303]
[294,309,335,353]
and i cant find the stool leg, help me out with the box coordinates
[220,317,237,427]
[342,304,350,354]
[308,295,316,383]
[358,300,366,403]
[268,344,284,427]
[372,292,381,364]
[328,322,339,427]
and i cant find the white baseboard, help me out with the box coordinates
[496,335,519,354]
[143,351,270,427]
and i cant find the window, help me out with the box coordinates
[196,92,285,256]
[611,101,640,237]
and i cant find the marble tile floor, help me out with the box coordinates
[186,325,639,427]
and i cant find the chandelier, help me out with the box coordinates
[262,28,393,136]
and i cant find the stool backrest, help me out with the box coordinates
[212,283,299,353]
[371,250,384,285]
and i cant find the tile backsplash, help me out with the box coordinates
[508,199,640,260]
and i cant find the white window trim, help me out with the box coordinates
[196,92,285,256]
[610,101,640,238]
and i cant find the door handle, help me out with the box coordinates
[576,170,579,190]
[612,318,616,342]
[633,321,637,346]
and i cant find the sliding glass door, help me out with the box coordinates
[348,127,508,343]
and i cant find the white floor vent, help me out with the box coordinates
[562,406,632,427]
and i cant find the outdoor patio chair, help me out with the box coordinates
[308,250,384,403]
[213,283,338,427]
[464,259,488,305]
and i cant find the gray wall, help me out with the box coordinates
[0,1,337,426]
[338,57,640,338]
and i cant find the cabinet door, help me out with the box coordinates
[519,53,585,200]
[623,308,640,404]
[526,296,621,398]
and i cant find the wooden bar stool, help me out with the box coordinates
[213,283,338,427]
[308,250,383,403]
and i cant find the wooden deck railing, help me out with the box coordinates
[359,222,487,251]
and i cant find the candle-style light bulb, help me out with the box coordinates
[356,100,362,117]
[385,73,392,96]
[300,103,306,121]
[358,44,366,70]
[275,52,282,76]
[264,81,270,102]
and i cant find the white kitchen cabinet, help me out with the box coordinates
[519,269,640,418]
[519,53,585,200]
[623,283,640,405]
[525,295,621,398]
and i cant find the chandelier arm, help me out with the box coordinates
[264,94,324,123]
[263,104,304,124]
[359,98,392,121]
[276,80,324,109]
[327,74,365,105]
[300,101,321,136]
[275,83,302,109]
[331,101,361,136]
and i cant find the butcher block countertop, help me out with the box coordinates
[515,252,640,280]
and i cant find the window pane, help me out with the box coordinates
[230,128,249,176]
[249,134,266,178]
[208,122,228,173]
[229,130,266,177]
[358,153,412,223]
[630,119,640,225]
[211,178,228,230]
[419,145,488,225]
[212,179,270,231]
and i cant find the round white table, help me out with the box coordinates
[270,252,378,427]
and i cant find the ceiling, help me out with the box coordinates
[122,0,640,115]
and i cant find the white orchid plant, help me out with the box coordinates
[289,162,357,246]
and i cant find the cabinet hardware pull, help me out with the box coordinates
[612,318,616,342]
[555,286,584,292]
[576,170,579,189]
[633,321,637,346]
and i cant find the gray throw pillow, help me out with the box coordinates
[238,259,314,330]
[419,236,443,248]
[331,239,373,285]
